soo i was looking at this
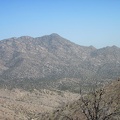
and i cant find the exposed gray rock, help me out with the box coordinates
[0,34,120,89]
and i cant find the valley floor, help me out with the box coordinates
[0,88,79,120]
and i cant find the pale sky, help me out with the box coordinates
[0,0,120,48]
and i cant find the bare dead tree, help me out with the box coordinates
[56,81,120,120]
[80,88,120,120]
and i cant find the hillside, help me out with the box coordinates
[0,80,119,120]
[0,88,79,120]
[0,34,120,119]
[0,34,120,90]
[45,80,120,120]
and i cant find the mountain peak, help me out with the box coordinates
[50,33,60,37]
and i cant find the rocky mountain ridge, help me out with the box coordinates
[0,33,120,90]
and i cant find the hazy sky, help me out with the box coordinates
[0,0,120,48]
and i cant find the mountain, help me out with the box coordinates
[0,33,120,90]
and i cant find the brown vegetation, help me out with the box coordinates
[47,80,120,120]
[0,88,79,120]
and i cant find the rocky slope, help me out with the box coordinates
[0,34,120,90]
[45,80,120,120]
[0,80,119,120]
[0,88,79,120]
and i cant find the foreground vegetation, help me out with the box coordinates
[44,80,120,120]
[0,79,119,120]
